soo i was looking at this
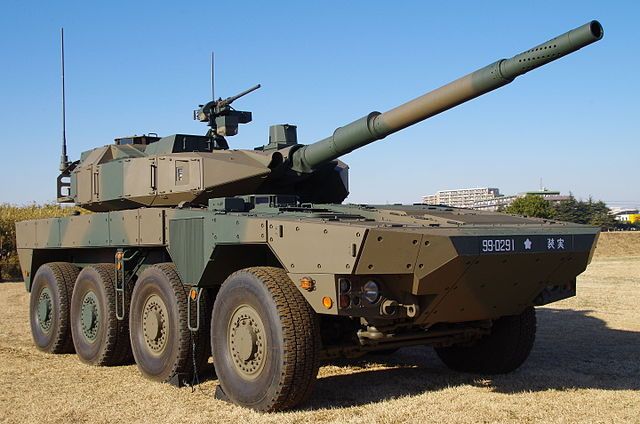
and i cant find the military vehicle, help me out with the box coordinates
[16,21,603,412]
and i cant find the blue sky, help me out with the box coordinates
[0,1,637,208]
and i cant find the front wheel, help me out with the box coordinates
[435,306,536,374]
[211,267,320,412]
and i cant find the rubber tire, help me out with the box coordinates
[29,262,79,353]
[129,263,210,382]
[211,267,320,412]
[70,264,132,366]
[435,306,536,374]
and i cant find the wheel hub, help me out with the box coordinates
[235,321,259,361]
[229,305,266,378]
[142,294,168,354]
[80,291,99,342]
[37,287,53,333]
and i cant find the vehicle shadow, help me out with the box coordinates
[303,308,640,410]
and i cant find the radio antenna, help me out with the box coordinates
[210,51,215,101]
[59,28,69,172]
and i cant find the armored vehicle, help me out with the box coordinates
[16,21,603,412]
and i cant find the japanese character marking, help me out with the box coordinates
[557,238,565,249]
[547,238,555,249]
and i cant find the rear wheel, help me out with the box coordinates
[70,264,132,365]
[29,263,79,353]
[129,263,209,382]
[435,306,536,374]
[211,267,320,412]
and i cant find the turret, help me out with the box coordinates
[58,21,603,211]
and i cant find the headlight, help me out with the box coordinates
[338,278,351,293]
[362,280,380,303]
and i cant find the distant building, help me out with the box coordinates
[520,190,571,203]
[473,189,572,211]
[422,187,502,209]
[422,187,571,211]
[610,208,640,223]
[471,195,517,211]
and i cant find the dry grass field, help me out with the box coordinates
[593,231,640,258]
[1,253,639,422]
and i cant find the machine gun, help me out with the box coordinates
[194,84,261,148]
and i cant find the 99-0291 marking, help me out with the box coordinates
[481,238,516,253]
[478,236,570,254]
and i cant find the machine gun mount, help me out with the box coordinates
[194,84,261,149]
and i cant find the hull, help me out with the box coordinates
[16,203,598,327]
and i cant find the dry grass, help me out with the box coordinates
[594,231,640,258]
[1,257,639,423]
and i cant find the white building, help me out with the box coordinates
[472,190,571,211]
[422,187,571,211]
[422,187,502,209]
[471,195,518,211]
[609,208,639,222]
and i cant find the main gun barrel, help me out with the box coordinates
[291,21,603,172]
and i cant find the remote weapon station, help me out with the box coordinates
[17,22,603,411]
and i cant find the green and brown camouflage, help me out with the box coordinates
[16,201,599,325]
[16,21,603,408]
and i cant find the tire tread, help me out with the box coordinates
[132,263,209,381]
[90,263,133,366]
[222,266,320,412]
[34,262,80,353]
